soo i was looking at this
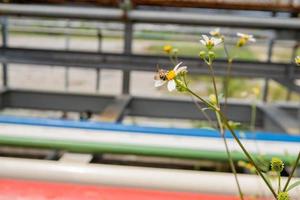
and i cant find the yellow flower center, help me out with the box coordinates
[237,38,247,47]
[207,39,214,46]
[166,70,176,80]
[242,35,250,41]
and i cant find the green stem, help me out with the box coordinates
[224,58,232,113]
[184,87,277,198]
[278,173,281,194]
[219,113,277,198]
[283,152,300,192]
[216,112,244,200]
[207,61,219,106]
[250,101,257,131]
[168,54,176,65]
[200,59,244,199]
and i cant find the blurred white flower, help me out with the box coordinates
[236,32,256,47]
[209,28,221,37]
[200,35,222,50]
[295,56,300,66]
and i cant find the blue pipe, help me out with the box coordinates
[0,115,299,143]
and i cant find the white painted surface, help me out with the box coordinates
[0,123,299,156]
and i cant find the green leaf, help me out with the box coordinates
[287,180,300,192]
[201,107,212,112]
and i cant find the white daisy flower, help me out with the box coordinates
[154,62,187,92]
[236,32,256,47]
[200,35,222,50]
[209,28,221,37]
[237,32,256,42]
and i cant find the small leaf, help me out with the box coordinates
[287,180,300,192]
[201,107,212,112]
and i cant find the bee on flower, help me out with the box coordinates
[154,62,187,92]
[200,35,222,50]
[236,32,256,47]
[295,56,300,66]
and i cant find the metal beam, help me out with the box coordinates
[98,95,132,122]
[0,89,265,125]
[0,47,298,80]
[127,97,264,125]
[261,105,300,135]
[1,89,114,112]
[0,4,299,32]
[274,78,300,93]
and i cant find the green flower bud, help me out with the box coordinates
[172,48,179,55]
[175,79,187,92]
[199,51,206,59]
[277,192,290,200]
[208,51,216,60]
[271,157,284,173]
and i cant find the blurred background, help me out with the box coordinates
[0,0,299,199]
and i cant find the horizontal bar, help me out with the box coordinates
[0,114,298,143]
[0,89,263,123]
[0,157,298,197]
[0,4,123,21]
[1,89,114,112]
[0,47,298,79]
[0,4,300,31]
[0,129,298,163]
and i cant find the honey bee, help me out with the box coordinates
[154,65,168,81]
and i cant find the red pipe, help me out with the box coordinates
[0,178,266,200]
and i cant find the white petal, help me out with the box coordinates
[154,80,166,87]
[175,66,187,75]
[200,40,206,45]
[214,38,222,46]
[237,32,244,37]
[249,37,256,42]
[173,62,183,71]
[167,80,176,92]
[209,28,220,36]
[202,35,209,43]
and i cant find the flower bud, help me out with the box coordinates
[175,80,187,92]
[271,157,284,173]
[277,192,290,200]
[208,51,216,60]
[209,94,217,105]
[199,51,206,59]
[172,48,179,55]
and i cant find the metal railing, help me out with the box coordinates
[0,3,299,132]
